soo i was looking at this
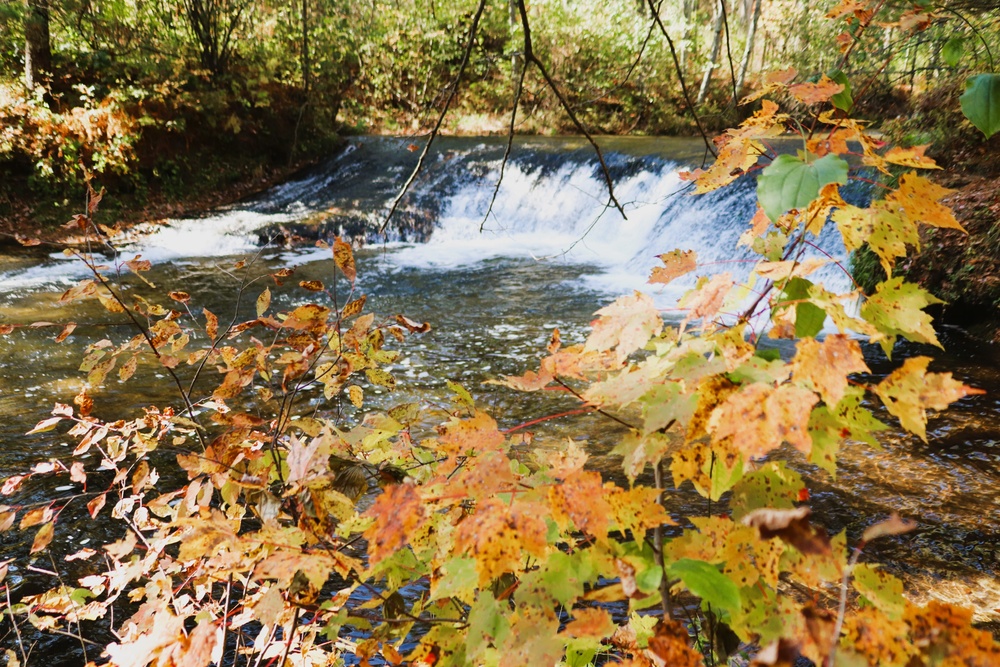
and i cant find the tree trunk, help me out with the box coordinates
[735,0,762,96]
[301,0,310,92]
[679,0,694,71]
[24,0,51,89]
[509,0,522,80]
[697,0,725,104]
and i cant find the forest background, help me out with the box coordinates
[1,0,999,318]
[2,1,1000,666]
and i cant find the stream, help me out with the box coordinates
[1,136,998,659]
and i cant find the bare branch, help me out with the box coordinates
[481,54,527,232]
[379,0,488,234]
[516,0,627,219]
[645,0,717,159]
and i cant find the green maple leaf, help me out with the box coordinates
[730,461,804,520]
[860,277,943,356]
[853,564,905,620]
[757,153,849,222]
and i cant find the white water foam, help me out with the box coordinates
[387,157,852,303]
[0,209,296,290]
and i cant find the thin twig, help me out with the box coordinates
[515,0,626,219]
[827,546,863,666]
[379,0,488,234]
[481,52,527,232]
[645,0,717,159]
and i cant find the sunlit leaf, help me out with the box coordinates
[256,287,271,317]
[860,278,943,355]
[883,145,939,170]
[862,513,917,544]
[788,75,844,105]
[30,522,54,553]
[757,153,849,222]
[791,334,870,407]
[27,416,63,434]
[54,322,76,343]
[873,356,983,440]
[585,292,663,363]
[333,236,356,283]
[649,249,697,285]
[853,564,905,619]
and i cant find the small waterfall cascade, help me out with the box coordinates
[0,136,859,300]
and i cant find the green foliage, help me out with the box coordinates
[960,73,1000,138]
[757,152,849,222]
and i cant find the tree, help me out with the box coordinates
[23,0,50,89]
[182,0,251,76]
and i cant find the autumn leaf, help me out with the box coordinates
[679,273,734,332]
[256,287,271,317]
[755,258,829,281]
[54,323,76,343]
[547,469,613,542]
[203,308,218,340]
[742,506,831,555]
[890,173,963,231]
[333,236,356,283]
[561,608,615,639]
[649,249,697,285]
[788,75,845,105]
[860,277,943,355]
[585,292,663,363]
[342,296,366,318]
[834,201,918,276]
[709,383,817,458]
[791,335,870,406]
[883,145,940,169]
[853,564,905,619]
[873,356,983,441]
[363,483,428,566]
[861,513,917,544]
[31,522,54,553]
[453,497,548,585]
[396,314,430,333]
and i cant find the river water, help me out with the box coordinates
[1,136,998,647]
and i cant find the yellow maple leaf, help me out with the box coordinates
[883,145,940,169]
[889,173,964,231]
[791,335,870,407]
[585,292,663,364]
[873,356,983,441]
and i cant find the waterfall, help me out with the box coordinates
[0,136,856,301]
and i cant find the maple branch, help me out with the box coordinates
[71,250,208,450]
[503,407,595,433]
[379,0,487,234]
[554,378,638,431]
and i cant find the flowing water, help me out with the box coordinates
[1,137,998,656]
